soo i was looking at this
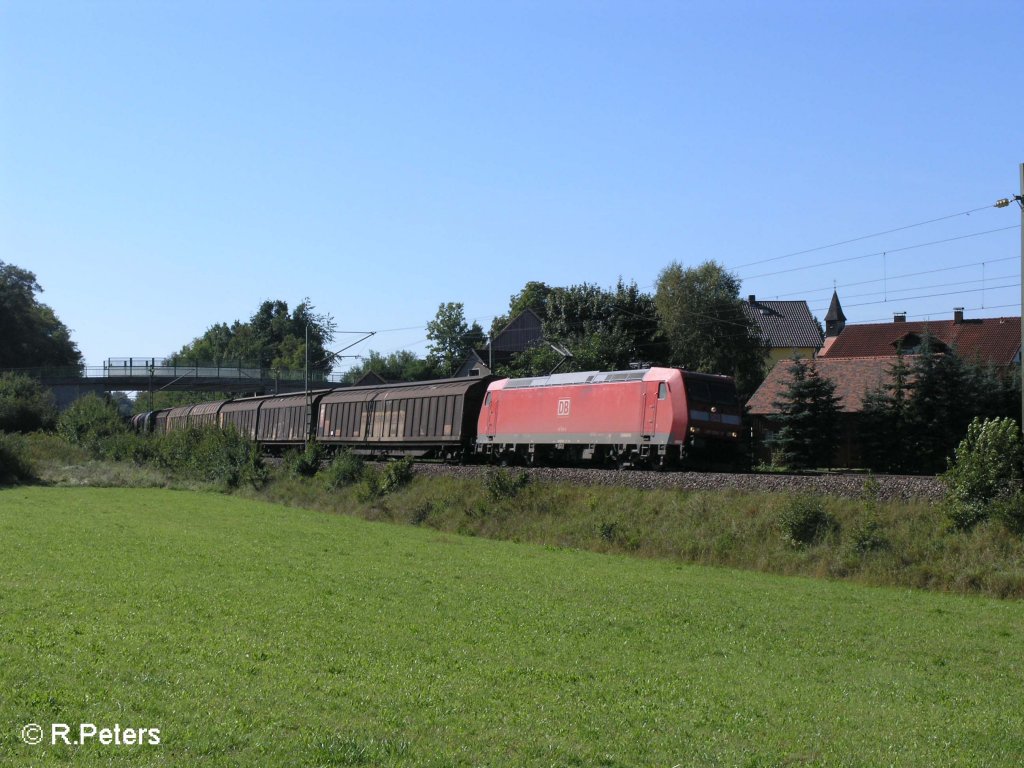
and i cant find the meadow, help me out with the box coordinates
[2,486,1023,766]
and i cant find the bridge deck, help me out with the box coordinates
[2,359,344,395]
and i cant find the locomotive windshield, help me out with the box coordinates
[685,379,738,406]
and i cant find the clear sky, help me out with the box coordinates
[2,1,1021,374]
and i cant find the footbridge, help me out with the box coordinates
[3,358,346,408]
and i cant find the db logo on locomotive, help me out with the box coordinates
[557,399,571,417]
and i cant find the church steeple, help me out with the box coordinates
[825,290,846,338]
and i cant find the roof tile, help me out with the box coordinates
[820,316,1020,365]
[747,357,893,415]
[742,300,824,350]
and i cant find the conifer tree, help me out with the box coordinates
[861,353,912,472]
[770,357,841,470]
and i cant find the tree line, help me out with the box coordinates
[1,256,771,393]
[348,261,770,397]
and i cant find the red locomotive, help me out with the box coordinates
[476,367,742,468]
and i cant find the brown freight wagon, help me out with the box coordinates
[219,396,266,440]
[188,400,228,429]
[316,377,491,460]
[257,391,335,448]
[164,404,195,432]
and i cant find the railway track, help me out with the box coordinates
[412,463,946,502]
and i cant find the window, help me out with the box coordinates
[657,382,667,400]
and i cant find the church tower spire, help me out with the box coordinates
[825,290,846,338]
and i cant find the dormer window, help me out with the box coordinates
[894,333,947,355]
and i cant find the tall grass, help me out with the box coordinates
[269,471,1024,599]
[25,424,1024,599]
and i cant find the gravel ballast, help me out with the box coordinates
[413,464,945,502]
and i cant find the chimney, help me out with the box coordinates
[893,312,907,323]
[953,307,964,324]
[747,295,756,304]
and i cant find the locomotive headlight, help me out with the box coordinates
[710,406,717,414]
[731,431,738,438]
[689,426,696,433]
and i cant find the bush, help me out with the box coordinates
[0,373,57,433]
[322,450,364,490]
[358,458,414,501]
[286,441,324,478]
[991,491,1024,535]
[151,425,266,489]
[943,417,1024,531]
[57,394,127,454]
[100,431,152,464]
[485,468,530,501]
[0,431,36,484]
[778,495,836,547]
[381,458,414,494]
[849,516,887,554]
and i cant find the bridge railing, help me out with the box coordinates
[1,359,347,383]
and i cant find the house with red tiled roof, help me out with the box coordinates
[747,304,1022,467]
[747,357,892,466]
[819,308,1020,366]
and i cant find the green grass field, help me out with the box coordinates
[2,487,1023,766]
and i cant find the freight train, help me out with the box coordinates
[132,366,743,469]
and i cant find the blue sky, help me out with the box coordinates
[2,1,1021,374]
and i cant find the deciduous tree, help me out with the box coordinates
[654,261,765,397]
[342,350,438,383]
[499,279,667,377]
[0,372,57,432]
[0,261,83,369]
[426,302,483,377]
[171,299,337,374]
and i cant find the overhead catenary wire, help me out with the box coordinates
[807,273,1018,304]
[767,256,1018,299]
[810,282,1020,312]
[730,204,999,270]
[846,302,1021,324]
[738,225,1020,281]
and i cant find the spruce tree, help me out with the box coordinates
[770,357,842,470]
[861,353,911,472]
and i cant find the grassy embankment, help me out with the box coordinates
[1,486,1023,767]
[15,433,1024,599]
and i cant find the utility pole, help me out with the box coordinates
[994,162,1024,435]
[305,323,312,441]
